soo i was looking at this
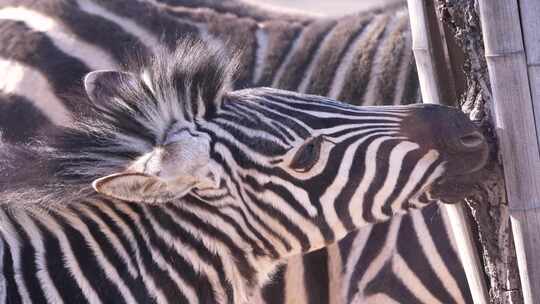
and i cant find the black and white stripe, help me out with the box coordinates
[0,1,475,303]
[0,39,487,303]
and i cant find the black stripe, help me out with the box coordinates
[181,193,266,257]
[51,211,127,303]
[37,219,88,303]
[338,230,358,263]
[361,139,397,222]
[224,98,311,139]
[142,203,223,303]
[86,202,161,301]
[244,185,311,253]
[0,20,91,114]
[1,0,146,63]
[154,0,313,23]
[107,202,189,304]
[381,150,424,216]
[0,93,54,144]
[1,239,23,304]
[261,92,407,119]
[70,204,151,303]
[256,22,302,87]
[337,15,389,105]
[275,19,337,91]
[261,264,286,304]
[9,215,48,304]
[370,16,411,105]
[164,200,256,290]
[203,15,258,89]
[303,248,330,304]
[397,212,456,303]
[347,221,391,302]
[89,0,199,50]
[225,103,290,144]
[212,120,287,156]
[364,260,423,303]
[402,157,443,210]
[334,132,384,230]
[305,14,371,96]
[401,60,422,104]
[209,149,281,258]
[260,95,401,129]
[423,205,473,303]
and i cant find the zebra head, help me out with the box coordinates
[59,39,488,258]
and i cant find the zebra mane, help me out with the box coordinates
[0,39,237,206]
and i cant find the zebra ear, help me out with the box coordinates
[92,172,197,203]
[84,70,139,102]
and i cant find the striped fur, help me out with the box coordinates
[0,40,489,303]
[0,1,473,303]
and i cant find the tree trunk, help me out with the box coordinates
[436,1,522,303]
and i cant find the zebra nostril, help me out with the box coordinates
[458,131,485,149]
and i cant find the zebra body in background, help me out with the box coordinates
[0,1,472,303]
[0,38,489,303]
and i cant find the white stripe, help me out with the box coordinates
[371,141,420,219]
[354,216,401,301]
[142,206,204,304]
[75,205,139,278]
[89,200,167,304]
[393,253,442,303]
[341,224,373,302]
[390,150,441,212]
[259,97,405,121]
[297,23,335,93]
[0,210,33,304]
[271,28,304,87]
[320,131,399,239]
[15,211,65,304]
[214,117,289,146]
[363,11,408,105]
[252,26,269,85]
[30,210,103,304]
[213,143,290,256]
[327,243,344,304]
[348,135,394,225]
[0,7,116,70]
[114,203,201,304]
[283,254,308,304]
[60,210,137,304]
[76,0,158,50]
[144,0,211,39]
[0,59,71,126]
[412,210,466,303]
[391,29,414,105]
[328,15,387,100]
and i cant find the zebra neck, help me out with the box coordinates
[0,197,280,304]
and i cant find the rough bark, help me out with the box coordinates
[436,1,522,303]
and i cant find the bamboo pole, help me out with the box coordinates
[519,0,540,157]
[477,0,540,303]
[406,1,489,303]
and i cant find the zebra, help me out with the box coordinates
[0,1,476,303]
[0,38,489,304]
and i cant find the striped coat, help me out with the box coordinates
[0,1,472,303]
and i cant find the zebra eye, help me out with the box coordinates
[290,136,324,172]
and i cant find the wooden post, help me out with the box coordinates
[406,0,490,303]
[476,0,540,303]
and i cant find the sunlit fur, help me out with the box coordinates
[0,39,472,304]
